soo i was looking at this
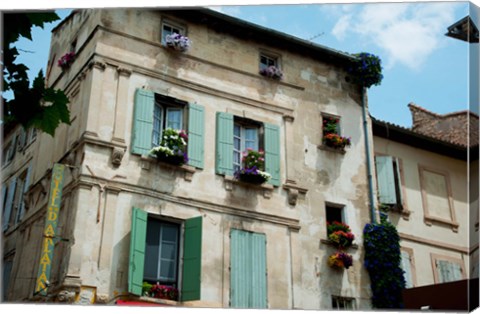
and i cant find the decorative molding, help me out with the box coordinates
[139,155,196,182]
[117,67,132,77]
[283,181,308,206]
[399,232,468,254]
[111,147,126,167]
[79,174,300,230]
[88,60,106,71]
[223,175,275,199]
[57,290,77,303]
[318,144,346,155]
[283,114,295,123]
[320,238,359,250]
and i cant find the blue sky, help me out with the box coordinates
[6,1,480,127]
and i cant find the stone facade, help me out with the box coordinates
[2,8,374,309]
[372,107,477,289]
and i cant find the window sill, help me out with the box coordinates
[223,175,274,199]
[317,144,346,155]
[424,215,459,232]
[135,295,180,306]
[141,155,197,182]
[320,239,359,250]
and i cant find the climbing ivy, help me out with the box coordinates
[363,213,405,309]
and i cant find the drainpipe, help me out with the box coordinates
[361,86,377,223]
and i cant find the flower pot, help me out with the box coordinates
[238,173,267,185]
[154,152,186,166]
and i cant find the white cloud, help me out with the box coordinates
[331,2,463,70]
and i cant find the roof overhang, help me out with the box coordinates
[445,16,479,43]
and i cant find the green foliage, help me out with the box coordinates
[363,213,406,308]
[347,52,383,89]
[3,12,71,137]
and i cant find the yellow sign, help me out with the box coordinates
[35,163,65,295]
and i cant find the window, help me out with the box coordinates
[400,249,415,288]
[161,21,185,45]
[375,156,403,210]
[259,53,279,71]
[332,296,356,310]
[216,112,281,186]
[152,95,187,147]
[2,258,13,300]
[431,254,465,284]
[131,89,205,169]
[230,229,267,308]
[129,207,202,302]
[2,165,31,232]
[233,120,261,172]
[2,137,16,166]
[322,114,342,137]
[144,219,180,286]
[326,203,345,226]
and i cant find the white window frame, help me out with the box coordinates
[259,53,279,71]
[431,253,466,284]
[161,21,186,46]
[144,217,181,286]
[233,122,260,172]
[152,96,186,147]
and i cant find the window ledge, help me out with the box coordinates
[141,155,197,182]
[223,175,274,199]
[317,144,346,155]
[424,215,459,232]
[135,295,180,306]
[320,239,359,250]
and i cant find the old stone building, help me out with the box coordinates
[2,8,375,308]
[372,104,478,309]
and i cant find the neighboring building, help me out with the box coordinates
[372,103,479,309]
[2,8,374,309]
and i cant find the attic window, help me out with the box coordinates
[161,21,185,46]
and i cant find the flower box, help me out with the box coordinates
[165,33,191,52]
[142,282,178,301]
[58,51,75,70]
[259,65,283,80]
[234,149,271,185]
[150,129,188,166]
[327,221,355,249]
[323,133,351,150]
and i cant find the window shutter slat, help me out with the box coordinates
[16,165,32,223]
[250,232,267,308]
[375,156,397,205]
[215,112,234,176]
[131,89,155,156]
[2,178,17,231]
[128,207,148,295]
[181,216,202,301]
[230,229,250,308]
[264,123,281,187]
[187,103,205,169]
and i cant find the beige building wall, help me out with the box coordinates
[2,8,373,309]
[373,136,470,287]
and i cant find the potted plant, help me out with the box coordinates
[259,65,283,80]
[142,282,178,301]
[346,52,383,89]
[165,33,191,52]
[327,221,355,249]
[234,148,271,184]
[57,51,75,70]
[322,116,351,150]
[150,128,189,165]
[328,251,353,270]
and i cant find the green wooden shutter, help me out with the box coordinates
[230,229,267,309]
[181,216,203,301]
[216,112,234,176]
[131,89,155,156]
[128,207,148,295]
[375,156,397,205]
[187,103,205,169]
[264,123,281,187]
[2,178,17,231]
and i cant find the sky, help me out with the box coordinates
[4,0,480,128]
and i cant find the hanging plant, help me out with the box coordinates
[328,251,353,270]
[347,52,383,88]
[363,213,406,308]
[259,65,283,80]
[165,33,191,52]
